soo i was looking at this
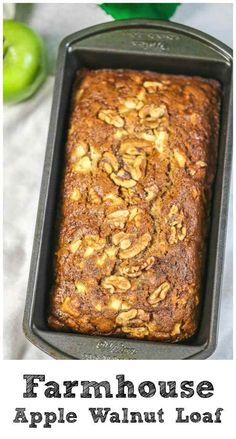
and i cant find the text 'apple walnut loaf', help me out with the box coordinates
[48,69,220,342]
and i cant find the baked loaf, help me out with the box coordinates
[48,69,220,342]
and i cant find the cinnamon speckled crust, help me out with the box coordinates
[48,69,220,342]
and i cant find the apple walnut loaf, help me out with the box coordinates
[48,69,220,342]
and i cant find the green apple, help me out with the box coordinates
[3,19,47,104]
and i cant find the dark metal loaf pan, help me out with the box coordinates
[23,20,232,359]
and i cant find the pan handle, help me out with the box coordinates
[69,20,232,64]
[28,327,211,360]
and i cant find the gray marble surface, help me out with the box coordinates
[3,3,233,359]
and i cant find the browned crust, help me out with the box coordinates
[48,68,220,342]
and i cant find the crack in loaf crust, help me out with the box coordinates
[48,69,220,342]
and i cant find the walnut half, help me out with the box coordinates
[148,281,170,305]
[102,275,131,293]
[119,233,151,259]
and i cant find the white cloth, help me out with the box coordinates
[4,3,233,359]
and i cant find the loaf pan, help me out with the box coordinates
[23,20,232,359]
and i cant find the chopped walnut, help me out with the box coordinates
[187,160,207,176]
[131,155,146,181]
[89,188,101,204]
[103,193,123,206]
[102,275,131,293]
[121,302,131,310]
[112,231,132,249]
[145,185,159,201]
[137,87,146,101]
[90,146,101,167]
[139,103,166,120]
[169,226,177,245]
[123,98,137,110]
[98,109,124,128]
[138,130,155,142]
[137,309,150,322]
[107,209,129,229]
[169,204,179,215]
[120,138,152,155]
[188,166,196,176]
[122,153,146,182]
[110,171,137,188]
[196,160,207,168]
[154,130,169,153]
[143,80,164,93]
[168,206,187,243]
[121,187,140,204]
[112,231,128,245]
[100,151,119,174]
[120,266,142,278]
[116,309,137,325]
[140,256,155,271]
[118,98,144,113]
[119,233,151,259]
[148,281,170,305]
[150,198,161,218]
[71,142,88,161]
[119,240,131,251]
[83,235,106,257]
[178,226,187,241]
[107,201,127,213]
[73,144,101,172]
[122,326,149,337]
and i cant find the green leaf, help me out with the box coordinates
[100,3,180,20]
